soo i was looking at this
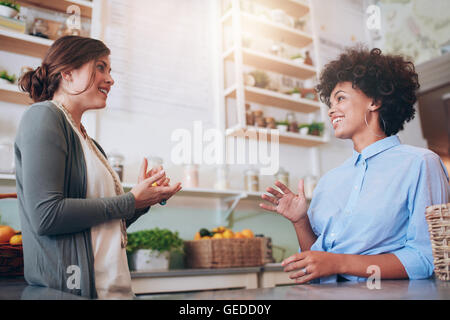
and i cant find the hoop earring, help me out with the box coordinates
[365,109,386,138]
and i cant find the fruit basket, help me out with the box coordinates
[184,238,265,268]
[0,193,23,277]
[425,203,450,281]
[0,243,23,277]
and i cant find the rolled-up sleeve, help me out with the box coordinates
[392,153,450,279]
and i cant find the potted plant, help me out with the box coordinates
[249,70,270,89]
[290,53,305,64]
[288,87,301,99]
[298,123,309,135]
[308,122,324,136]
[276,120,288,133]
[0,70,16,85]
[0,1,20,18]
[126,228,184,271]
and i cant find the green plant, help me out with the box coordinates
[249,70,270,89]
[288,87,300,94]
[308,122,324,135]
[276,120,289,126]
[290,53,304,60]
[0,70,16,83]
[126,228,184,255]
[298,123,309,129]
[0,1,20,11]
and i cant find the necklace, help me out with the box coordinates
[51,100,128,248]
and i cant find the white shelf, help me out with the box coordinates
[253,0,310,19]
[223,11,313,48]
[0,81,32,105]
[224,84,321,113]
[0,174,16,181]
[0,29,53,58]
[223,47,316,79]
[226,125,328,147]
[17,0,93,18]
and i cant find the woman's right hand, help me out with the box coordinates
[130,159,182,209]
[259,179,308,224]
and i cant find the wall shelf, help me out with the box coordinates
[253,0,310,19]
[224,84,320,113]
[17,0,93,18]
[226,125,327,147]
[223,11,313,48]
[223,47,316,79]
[0,29,53,58]
[0,82,32,105]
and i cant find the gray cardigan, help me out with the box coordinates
[14,101,148,299]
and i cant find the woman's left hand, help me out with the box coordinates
[281,251,342,284]
[138,158,170,186]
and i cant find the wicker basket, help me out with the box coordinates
[184,238,265,268]
[425,203,450,281]
[0,243,24,277]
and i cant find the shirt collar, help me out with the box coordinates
[352,135,401,166]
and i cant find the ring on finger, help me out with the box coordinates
[301,267,307,274]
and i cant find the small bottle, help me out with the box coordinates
[147,156,163,170]
[183,164,199,188]
[214,164,229,190]
[303,175,318,199]
[275,167,289,187]
[108,153,124,181]
[304,51,313,66]
[245,103,255,126]
[286,112,299,133]
[244,167,259,192]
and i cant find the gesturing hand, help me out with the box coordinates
[130,158,182,209]
[259,179,308,224]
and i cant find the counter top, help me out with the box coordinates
[137,278,450,300]
[2,275,449,300]
[131,266,262,278]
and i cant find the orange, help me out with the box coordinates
[0,225,16,243]
[212,233,223,239]
[222,230,234,239]
[9,234,22,245]
[194,232,201,240]
[241,229,254,238]
[201,236,211,240]
[234,232,245,239]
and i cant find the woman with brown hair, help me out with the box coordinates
[15,35,181,299]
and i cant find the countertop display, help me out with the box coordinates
[1,276,449,300]
[138,278,450,300]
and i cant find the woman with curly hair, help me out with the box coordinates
[260,47,449,284]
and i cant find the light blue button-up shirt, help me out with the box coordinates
[307,135,450,283]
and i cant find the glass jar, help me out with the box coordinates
[275,167,289,186]
[245,103,255,126]
[147,156,163,170]
[107,153,124,181]
[265,117,276,129]
[214,164,229,190]
[183,164,199,188]
[0,141,14,174]
[303,174,318,199]
[244,167,259,192]
[286,112,299,133]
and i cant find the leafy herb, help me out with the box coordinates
[0,70,16,83]
[0,1,20,12]
[126,228,184,254]
[276,120,289,126]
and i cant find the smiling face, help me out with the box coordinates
[328,81,376,141]
[63,55,114,110]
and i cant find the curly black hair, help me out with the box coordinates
[315,46,420,136]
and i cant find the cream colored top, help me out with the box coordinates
[55,102,134,299]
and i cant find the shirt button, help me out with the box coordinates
[354,186,358,190]
[330,232,336,237]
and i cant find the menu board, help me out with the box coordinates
[102,0,214,117]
